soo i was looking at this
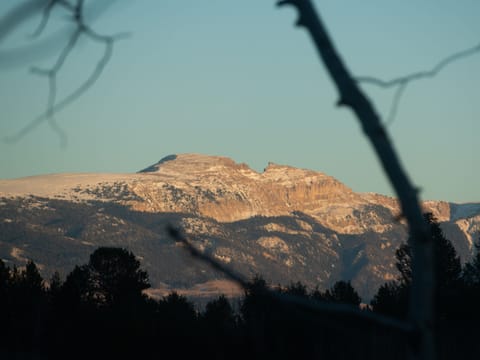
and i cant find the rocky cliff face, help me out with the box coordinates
[0,153,479,300]
[132,154,402,237]
[132,154,360,224]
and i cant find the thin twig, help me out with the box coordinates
[167,226,249,288]
[357,42,480,88]
[30,0,56,38]
[0,0,49,44]
[167,225,413,334]
[3,35,120,144]
[357,42,480,125]
[385,80,407,126]
[48,116,68,148]
[2,0,128,145]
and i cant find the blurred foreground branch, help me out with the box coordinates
[357,41,480,125]
[0,0,48,44]
[1,0,128,146]
[277,1,434,359]
[167,225,413,334]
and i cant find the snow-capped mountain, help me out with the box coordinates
[1,154,478,300]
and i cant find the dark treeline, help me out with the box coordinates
[1,213,480,359]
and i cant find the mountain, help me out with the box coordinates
[1,153,479,300]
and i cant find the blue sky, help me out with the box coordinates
[0,0,479,203]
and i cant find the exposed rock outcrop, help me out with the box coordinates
[0,153,478,300]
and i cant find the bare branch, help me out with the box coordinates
[277,1,434,359]
[30,0,55,38]
[385,81,408,126]
[167,225,413,334]
[357,42,480,88]
[48,116,68,148]
[2,0,128,145]
[3,35,116,144]
[0,0,49,44]
[58,0,76,12]
[167,225,249,288]
[0,1,119,68]
[357,42,480,125]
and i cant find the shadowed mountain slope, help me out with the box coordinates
[1,153,478,300]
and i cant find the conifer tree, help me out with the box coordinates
[396,213,461,288]
[88,247,150,307]
[323,280,361,306]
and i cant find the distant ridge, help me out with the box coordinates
[0,153,479,300]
